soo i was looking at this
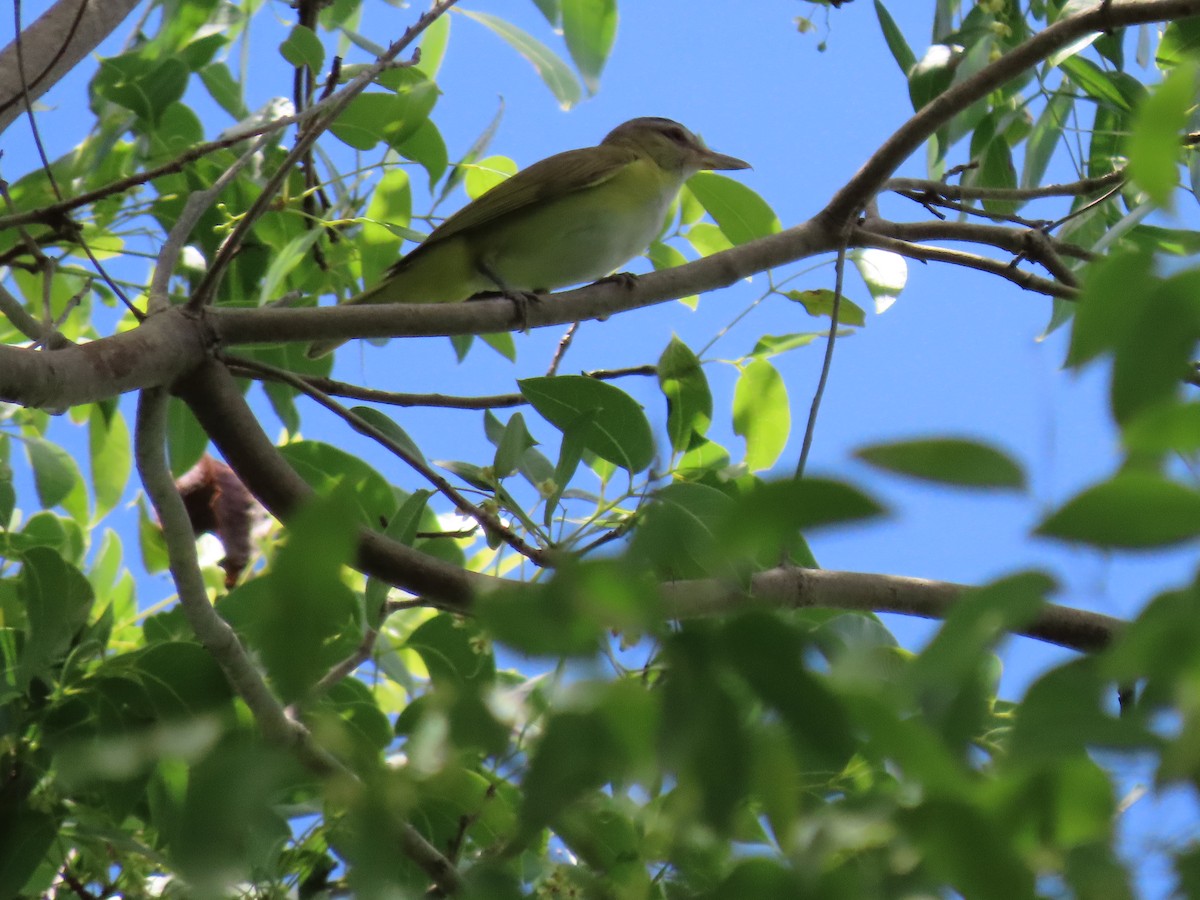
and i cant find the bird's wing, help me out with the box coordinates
[408,144,640,251]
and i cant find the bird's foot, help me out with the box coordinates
[467,289,543,332]
[596,271,638,289]
[505,290,543,333]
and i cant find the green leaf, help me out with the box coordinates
[279,25,325,73]
[1122,401,1200,454]
[407,613,496,688]
[630,482,736,579]
[561,0,617,94]
[493,412,536,479]
[1059,55,1134,112]
[686,173,780,246]
[397,118,449,191]
[748,332,820,359]
[1037,471,1200,548]
[234,490,361,703]
[350,406,425,464]
[414,11,451,79]
[657,336,712,453]
[361,166,411,288]
[167,397,208,477]
[1022,90,1073,189]
[902,799,1035,900]
[733,359,789,471]
[1157,17,1200,68]
[93,53,188,121]
[1109,269,1200,423]
[1127,60,1195,207]
[0,808,57,895]
[464,155,517,200]
[88,405,132,521]
[875,0,917,74]
[717,478,886,564]
[460,10,582,109]
[783,289,867,326]
[25,437,78,509]
[257,228,322,306]
[724,613,856,770]
[855,437,1025,489]
[1067,249,1155,367]
[329,81,438,152]
[520,376,654,474]
[17,547,94,689]
[481,560,653,657]
[198,62,248,120]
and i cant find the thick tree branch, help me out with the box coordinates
[135,385,341,772]
[0,0,141,135]
[0,306,210,408]
[174,357,485,608]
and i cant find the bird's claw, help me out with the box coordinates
[507,290,542,333]
[596,271,638,289]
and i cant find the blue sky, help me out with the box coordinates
[6,0,1199,893]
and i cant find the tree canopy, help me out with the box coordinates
[2,0,1200,897]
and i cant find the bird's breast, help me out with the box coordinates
[471,158,684,292]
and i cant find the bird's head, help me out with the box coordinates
[601,117,750,176]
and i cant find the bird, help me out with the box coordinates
[306,117,750,358]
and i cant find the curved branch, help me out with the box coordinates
[173,357,485,609]
[886,171,1125,203]
[663,567,1123,654]
[135,385,341,773]
[853,229,1078,300]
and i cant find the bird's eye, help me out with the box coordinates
[666,126,688,143]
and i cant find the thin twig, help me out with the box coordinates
[224,352,548,565]
[852,229,1078,300]
[794,240,846,479]
[547,321,580,376]
[11,0,137,317]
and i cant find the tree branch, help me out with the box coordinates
[135,385,341,772]
[820,0,1200,226]
[174,357,485,609]
[662,567,1123,654]
[0,0,141,135]
[852,228,1078,300]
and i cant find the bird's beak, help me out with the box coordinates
[697,148,751,171]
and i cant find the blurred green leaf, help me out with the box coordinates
[1127,60,1195,207]
[461,10,582,109]
[279,25,324,73]
[854,437,1026,489]
[1037,471,1200,548]
[875,0,917,74]
[562,0,617,94]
